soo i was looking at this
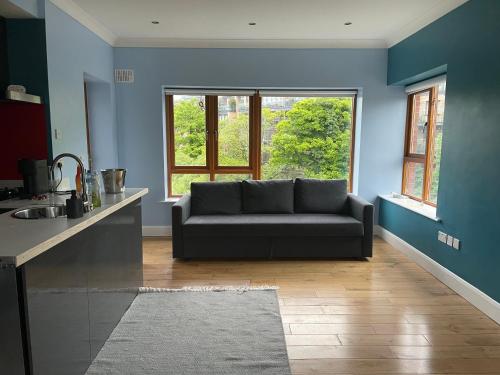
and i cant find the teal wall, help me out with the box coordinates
[6,18,51,157]
[382,0,500,302]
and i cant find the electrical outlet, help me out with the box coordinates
[438,231,447,243]
[446,235,454,246]
[452,238,460,250]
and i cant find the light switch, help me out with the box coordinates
[438,231,447,243]
[54,128,63,140]
[446,235,454,246]
[452,238,460,250]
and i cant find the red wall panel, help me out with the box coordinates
[0,102,48,179]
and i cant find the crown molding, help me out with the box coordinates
[46,1,386,49]
[387,0,468,47]
[114,37,387,49]
[49,0,117,46]
[49,0,466,49]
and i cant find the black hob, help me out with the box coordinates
[0,187,21,201]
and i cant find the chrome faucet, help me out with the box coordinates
[50,153,92,212]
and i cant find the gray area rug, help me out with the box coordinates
[85,287,291,375]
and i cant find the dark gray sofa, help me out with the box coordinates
[172,179,373,259]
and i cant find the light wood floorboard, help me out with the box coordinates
[142,237,500,374]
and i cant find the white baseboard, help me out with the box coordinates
[142,226,172,237]
[375,225,500,324]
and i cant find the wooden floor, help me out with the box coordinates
[142,237,500,374]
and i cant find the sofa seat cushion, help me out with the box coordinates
[183,214,363,237]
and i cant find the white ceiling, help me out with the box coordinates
[60,0,467,47]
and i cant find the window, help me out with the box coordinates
[402,78,446,206]
[172,94,207,167]
[166,90,356,196]
[165,91,257,196]
[260,94,355,187]
[217,96,251,167]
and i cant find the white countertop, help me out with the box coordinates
[0,188,148,267]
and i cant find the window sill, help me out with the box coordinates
[379,194,441,222]
[160,197,181,203]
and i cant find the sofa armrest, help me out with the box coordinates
[172,195,191,258]
[173,195,191,224]
[347,193,374,257]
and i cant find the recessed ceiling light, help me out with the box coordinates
[152,21,159,24]
[248,22,256,26]
[344,21,352,26]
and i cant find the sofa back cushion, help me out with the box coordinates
[242,179,294,213]
[294,178,347,213]
[190,181,242,215]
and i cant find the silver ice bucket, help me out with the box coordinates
[101,169,126,193]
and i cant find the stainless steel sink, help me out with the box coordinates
[12,205,66,219]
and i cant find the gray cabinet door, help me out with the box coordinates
[23,229,91,375]
[22,199,143,375]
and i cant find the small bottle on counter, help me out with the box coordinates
[75,165,83,198]
[88,171,102,208]
[66,190,83,218]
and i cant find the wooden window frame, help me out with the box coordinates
[402,87,438,206]
[166,95,259,197]
[166,92,356,197]
[348,94,357,193]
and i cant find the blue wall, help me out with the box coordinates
[114,48,406,226]
[85,77,118,173]
[44,1,117,179]
[382,0,500,302]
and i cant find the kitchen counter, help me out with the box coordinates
[0,188,148,267]
[1,188,147,375]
